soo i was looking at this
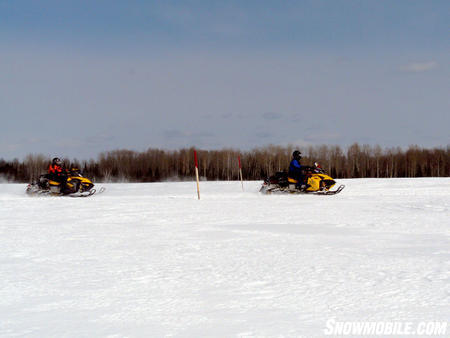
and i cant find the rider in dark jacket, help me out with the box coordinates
[288,150,304,188]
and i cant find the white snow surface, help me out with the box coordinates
[0,179,449,337]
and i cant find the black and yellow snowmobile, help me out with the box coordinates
[26,168,103,197]
[259,165,345,195]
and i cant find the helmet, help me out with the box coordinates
[52,157,62,166]
[292,150,302,160]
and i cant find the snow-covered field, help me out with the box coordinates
[1,179,449,337]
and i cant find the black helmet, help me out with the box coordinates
[52,157,62,166]
[292,150,302,160]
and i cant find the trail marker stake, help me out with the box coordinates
[238,155,244,191]
[194,150,200,200]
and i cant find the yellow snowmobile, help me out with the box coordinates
[259,165,344,195]
[26,168,102,197]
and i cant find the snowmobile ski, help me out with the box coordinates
[68,187,106,197]
[312,184,345,195]
[260,184,345,195]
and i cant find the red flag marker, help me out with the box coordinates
[238,155,244,191]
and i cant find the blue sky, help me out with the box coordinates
[0,0,449,159]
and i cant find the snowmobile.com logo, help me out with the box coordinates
[324,319,448,336]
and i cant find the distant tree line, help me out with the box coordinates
[1,144,449,183]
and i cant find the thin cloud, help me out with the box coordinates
[401,61,438,73]
[163,130,186,139]
[262,112,283,120]
[304,132,342,143]
[161,129,216,149]
[86,134,115,144]
[255,131,271,138]
[163,130,214,139]
[290,113,305,122]
[221,112,233,119]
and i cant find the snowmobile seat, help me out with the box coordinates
[288,177,298,184]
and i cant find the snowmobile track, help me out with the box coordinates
[262,184,345,195]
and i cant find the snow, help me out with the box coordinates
[0,179,449,337]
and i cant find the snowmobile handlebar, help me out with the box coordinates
[302,166,325,174]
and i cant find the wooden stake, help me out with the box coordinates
[238,155,244,191]
[194,150,200,200]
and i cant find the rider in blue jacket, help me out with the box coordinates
[288,150,305,189]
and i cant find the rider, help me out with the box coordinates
[288,150,307,189]
[48,157,67,190]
